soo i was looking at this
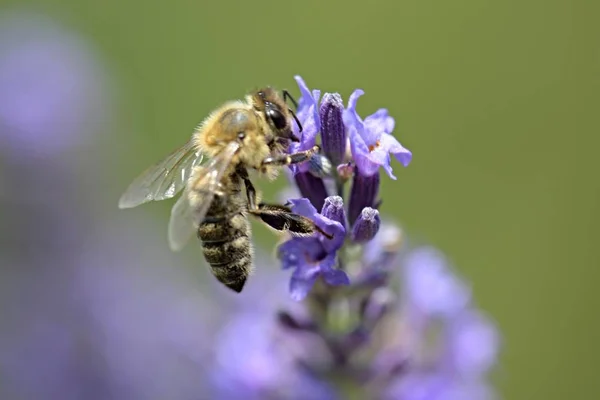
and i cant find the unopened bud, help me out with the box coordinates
[321,195,346,229]
[320,93,347,166]
[351,207,380,243]
[294,171,328,211]
[348,168,380,226]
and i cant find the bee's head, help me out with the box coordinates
[251,87,300,143]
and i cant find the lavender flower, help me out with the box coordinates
[0,11,109,159]
[207,266,337,400]
[278,198,349,301]
[343,89,412,179]
[289,76,321,174]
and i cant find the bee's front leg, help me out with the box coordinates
[261,145,320,167]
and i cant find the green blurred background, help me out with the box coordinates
[2,0,596,398]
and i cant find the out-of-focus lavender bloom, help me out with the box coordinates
[0,11,109,159]
[443,310,500,379]
[403,247,471,319]
[208,265,337,400]
[0,11,218,400]
[343,89,412,179]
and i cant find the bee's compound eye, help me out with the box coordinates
[268,108,287,130]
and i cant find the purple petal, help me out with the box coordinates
[289,264,320,301]
[380,133,412,167]
[445,311,500,378]
[311,89,322,132]
[346,89,364,120]
[317,219,345,253]
[348,124,380,177]
[319,254,350,286]
[364,139,397,180]
[360,108,392,145]
[364,108,395,137]
[294,75,314,113]
[278,239,303,270]
[293,76,321,156]
[289,198,318,219]
[403,247,471,318]
[294,237,327,261]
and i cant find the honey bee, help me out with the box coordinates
[118,88,330,292]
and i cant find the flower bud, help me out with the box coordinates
[321,195,346,229]
[351,207,380,243]
[319,93,346,166]
[348,167,380,226]
[294,171,328,211]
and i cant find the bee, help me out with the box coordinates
[118,88,330,292]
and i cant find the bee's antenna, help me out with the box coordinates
[282,90,299,110]
[289,108,303,133]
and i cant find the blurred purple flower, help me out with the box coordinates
[385,372,496,400]
[403,247,471,318]
[343,89,412,179]
[0,11,109,159]
[208,259,337,400]
[443,310,500,379]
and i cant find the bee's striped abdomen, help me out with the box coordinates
[197,211,253,293]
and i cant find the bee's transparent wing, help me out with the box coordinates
[167,141,240,251]
[118,140,203,209]
[168,189,197,251]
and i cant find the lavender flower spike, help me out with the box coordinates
[343,89,412,179]
[320,92,346,166]
[351,207,380,243]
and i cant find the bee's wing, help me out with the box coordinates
[168,189,197,252]
[167,141,241,251]
[118,140,203,209]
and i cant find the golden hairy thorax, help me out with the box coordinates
[192,99,272,171]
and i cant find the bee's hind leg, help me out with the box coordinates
[248,203,333,239]
[239,167,332,239]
